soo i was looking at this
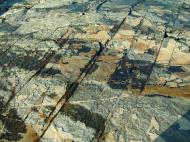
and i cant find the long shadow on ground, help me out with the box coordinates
[154,110,190,142]
[0,0,25,16]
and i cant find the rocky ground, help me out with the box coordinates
[0,0,190,142]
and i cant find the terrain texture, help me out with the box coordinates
[0,0,190,142]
